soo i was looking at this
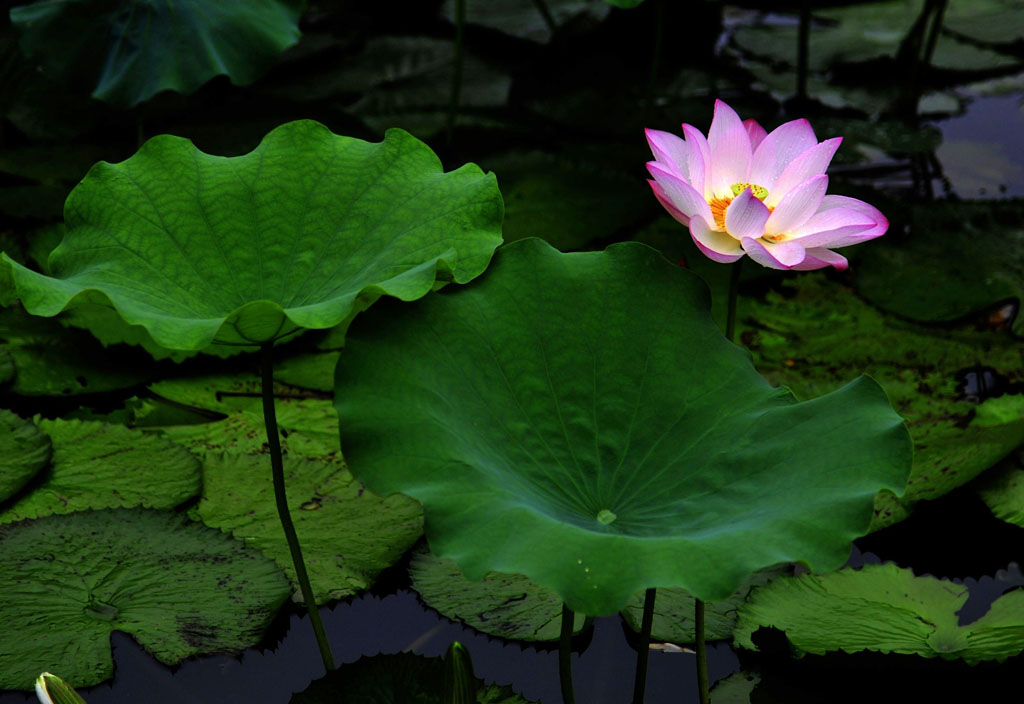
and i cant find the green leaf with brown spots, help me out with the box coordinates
[0,419,201,524]
[736,274,1024,530]
[191,454,422,604]
[0,508,290,690]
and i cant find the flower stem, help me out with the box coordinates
[631,587,657,704]
[445,0,466,147]
[695,598,709,704]
[260,342,336,672]
[725,258,743,343]
[559,603,576,704]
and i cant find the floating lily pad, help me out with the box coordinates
[1,121,503,350]
[290,652,535,704]
[976,448,1024,527]
[730,2,1020,75]
[0,305,151,396]
[10,0,303,107]
[734,562,1024,664]
[0,410,51,502]
[335,238,911,615]
[620,565,791,644]
[440,0,611,43]
[0,508,291,690]
[736,273,1024,530]
[0,419,201,524]
[143,373,340,460]
[855,200,1024,336]
[191,454,422,604]
[708,671,761,704]
[409,545,586,641]
[273,351,341,393]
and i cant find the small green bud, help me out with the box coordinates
[443,641,478,704]
[35,673,87,704]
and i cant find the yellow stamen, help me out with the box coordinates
[708,183,772,232]
[709,196,731,229]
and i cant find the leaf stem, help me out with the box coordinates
[695,598,709,704]
[631,587,657,704]
[796,0,810,101]
[445,0,466,147]
[260,343,336,672]
[559,603,576,704]
[725,258,743,343]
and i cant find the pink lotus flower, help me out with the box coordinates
[645,100,888,270]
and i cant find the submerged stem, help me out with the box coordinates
[559,603,576,704]
[260,343,336,672]
[445,0,466,147]
[695,598,709,704]
[631,588,657,704]
[725,258,743,343]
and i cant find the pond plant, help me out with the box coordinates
[4,1,1023,701]
[332,237,913,703]
[0,120,503,673]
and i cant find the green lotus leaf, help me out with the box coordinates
[142,372,340,460]
[409,545,587,641]
[620,564,791,644]
[274,351,341,392]
[0,120,504,350]
[0,419,201,524]
[290,652,535,704]
[733,273,1024,530]
[190,454,422,604]
[0,508,290,689]
[0,409,51,502]
[855,201,1024,336]
[0,305,152,396]
[10,0,303,107]
[734,562,1024,664]
[334,238,911,616]
[977,448,1024,526]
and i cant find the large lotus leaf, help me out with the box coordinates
[334,238,911,616]
[855,201,1024,336]
[190,454,422,604]
[290,652,535,704]
[142,373,340,460]
[734,562,1024,664]
[0,305,152,396]
[977,448,1024,526]
[0,508,291,690]
[0,409,51,502]
[0,121,504,350]
[735,274,1024,530]
[0,419,201,524]
[409,545,586,641]
[10,0,303,107]
[620,565,791,644]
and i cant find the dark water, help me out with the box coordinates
[1,590,738,703]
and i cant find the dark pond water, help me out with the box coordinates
[2,0,1024,702]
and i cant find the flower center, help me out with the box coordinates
[708,183,770,231]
